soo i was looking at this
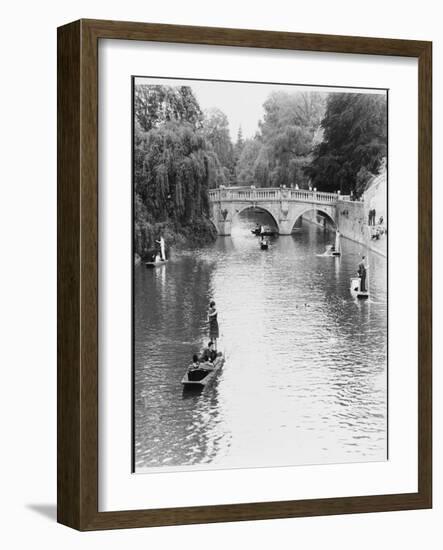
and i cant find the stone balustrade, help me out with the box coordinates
[209,186,339,204]
[208,186,339,236]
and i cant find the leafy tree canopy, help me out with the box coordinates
[305,93,387,195]
[134,85,221,255]
[202,108,235,184]
[234,126,245,163]
[236,91,326,188]
[135,84,203,132]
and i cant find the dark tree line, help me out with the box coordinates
[235,91,386,195]
[305,93,387,195]
[134,85,229,257]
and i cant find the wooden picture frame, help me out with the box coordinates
[57,19,432,530]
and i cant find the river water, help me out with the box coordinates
[134,213,387,472]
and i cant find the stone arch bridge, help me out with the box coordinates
[209,186,341,235]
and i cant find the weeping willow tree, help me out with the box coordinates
[135,119,224,257]
[133,83,237,257]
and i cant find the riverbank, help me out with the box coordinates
[336,165,387,257]
[303,204,386,257]
[302,165,387,257]
[336,200,387,257]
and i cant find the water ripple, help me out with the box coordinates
[134,219,387,471]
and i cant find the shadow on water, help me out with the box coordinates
[182,386,204,399]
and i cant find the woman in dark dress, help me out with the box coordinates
[208,300,219,350]
[357,256,367,292]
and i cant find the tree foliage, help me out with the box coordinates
[202,108,235,185]
[236,138,262,185]
[305,93,387,195]
[134,85,203,132]
[134,85,220,256]
[234,126,245,164]
[235,91,326,187]
[133,83,387,256]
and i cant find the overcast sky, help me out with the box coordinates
[134,77,386,141]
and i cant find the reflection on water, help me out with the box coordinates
[134,216,387,472]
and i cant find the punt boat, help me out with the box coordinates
[316,245,340,257]
[251,229,276,237]
[182,354,225,389]
[145,259,168,268]
[350,276,369,300]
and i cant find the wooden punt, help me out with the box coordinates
[182,354,224,389]
[316,245,340,257]
[145,259,168,268]
[350,276,369,299]
[251,229,276,237]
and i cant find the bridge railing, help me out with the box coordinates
[289,189,338,203]
[209,187,339,203]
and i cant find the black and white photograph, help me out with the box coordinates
[132,76,388,473]
[2,0,437,540]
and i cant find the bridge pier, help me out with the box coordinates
[277,220,293,235]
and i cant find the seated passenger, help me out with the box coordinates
[188,354,200,371]
[200,341,217,364]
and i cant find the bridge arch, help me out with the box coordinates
[290,206,337,232]
[233,205,280,232]
[208,187,339,236]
